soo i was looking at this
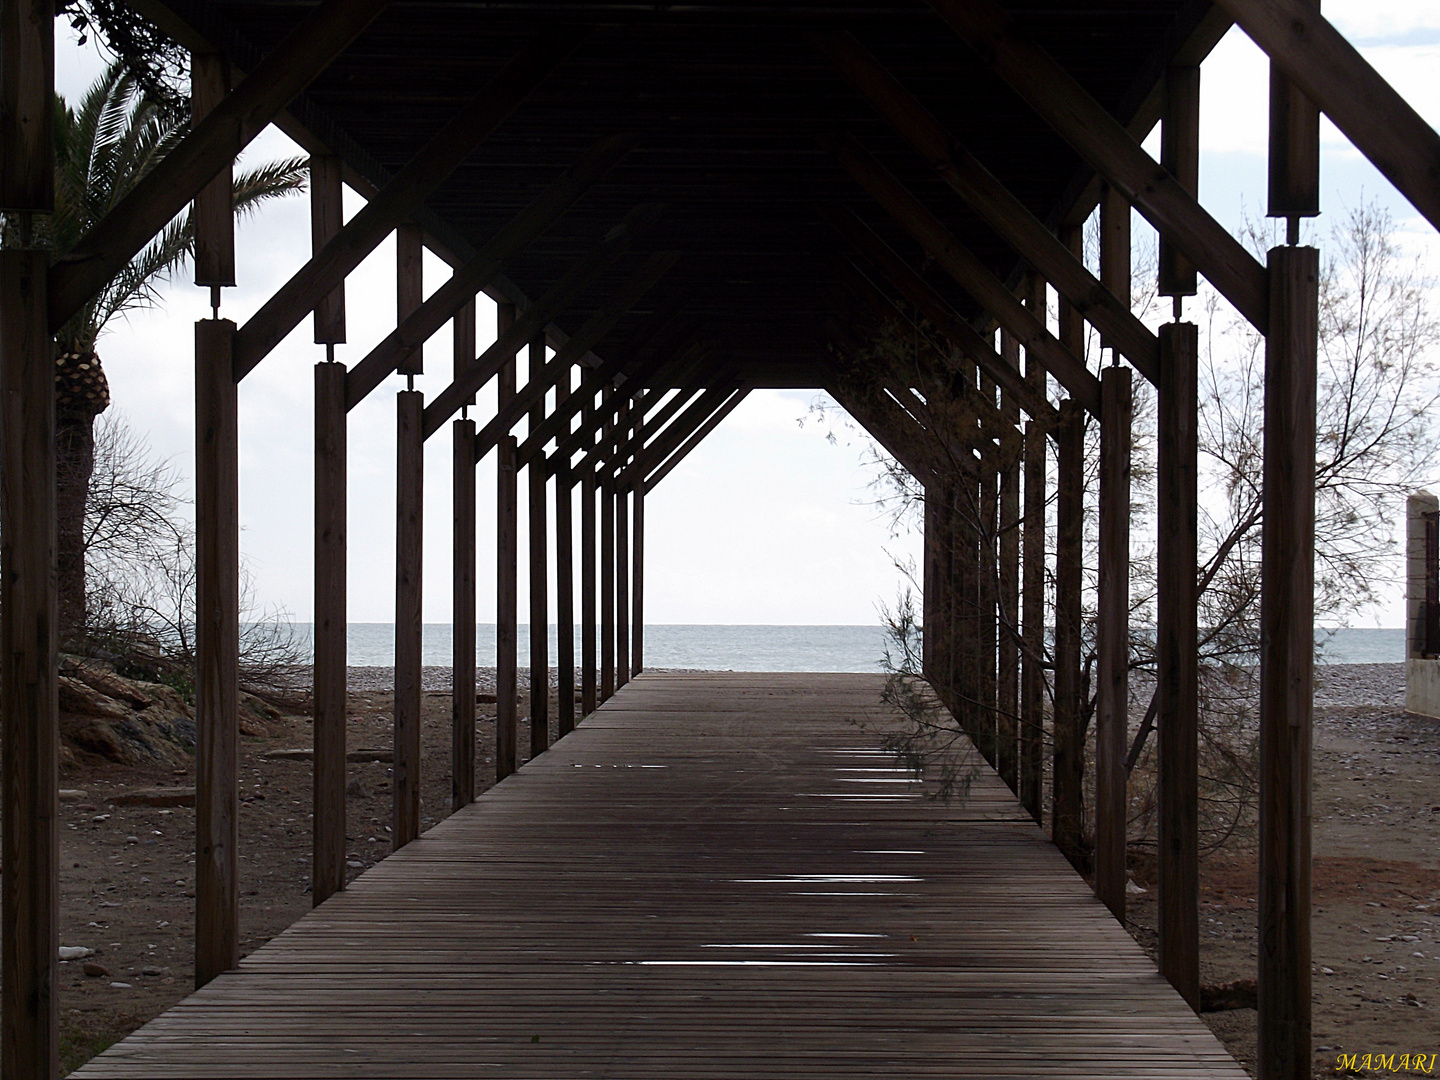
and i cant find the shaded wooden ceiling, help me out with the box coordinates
[147,0,1220,389]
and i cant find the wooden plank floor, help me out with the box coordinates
[75,672,1247,1079]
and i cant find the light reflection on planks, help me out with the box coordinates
[74,672,1247,1079]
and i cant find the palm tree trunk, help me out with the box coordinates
[55,347,110,642]
[56,411,95,642]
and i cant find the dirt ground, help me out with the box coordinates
[53,682,549,1073]
[1126,696,1440,1078]
[50,667,1440,1077]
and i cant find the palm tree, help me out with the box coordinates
[48,63,307,638]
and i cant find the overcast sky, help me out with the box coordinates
[52,3,1440,628]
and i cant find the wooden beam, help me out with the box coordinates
[191,50,235,289]
[482,251,679,462]
[824,207,1057,425]
[928,0,1270,331]
[422,205,662,436]
[1095,365,1132,924]
[642,390,751,492]
[313,361,347,904]
[1052,399,1084,873]
[825,371,938,481]
[826,135,1102,414]
[343,135,637,406]
[310,156,346,343]
[228,33,588,377]
[0,247,58,1080]
[496,303,519,779]
[393,390,423,848]
[632,487,644,678]
[194,318,239,988]
[555,367,576,737]
[452,415,477,810]
[49,0,391,330]
[1267,0,1320,235]
[1099,186,1130,357]
[621,385,734,487]
[815,32,1159,382]
[528,334,550,757]
[566,380,699,483]
[0,0,54,212]
[1157,321,1200,1010]
[1159,65,1200,300]
[396,223,424,376]
[1258,244,1318,1080]
[1213,0,1440,232]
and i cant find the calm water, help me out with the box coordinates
[276,623,1404,671]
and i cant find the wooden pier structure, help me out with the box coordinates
[3,1,1439,1077]
[73,673,1247,1080]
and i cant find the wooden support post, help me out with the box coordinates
[632,486,645,678]
[1020,275,1047,824]
[581,468,598,716]
[1160,65,1200,300]
[977,442,999,764]
[601,475,616,702]
[1052,400,1084,872]
[616,397,631,690]
[997,334,1021,795]
[496,303,518,778]
[1020,419,1046,825]
[452,415,477,810]
[451,298,477,810]
[1,246,59,1080]
[528,334,549,757]
[0,0,54,213]
[555,369,576,737]
[1096,366,1132,923]
[313,362,347,903]
[1258,245,1319,1080]
[191,51,234,290]
[194,318,239,988]
[923,492,936,678]
[1157,321,1200,1009]
[310,143,347,904]
[581,368,598,716]
[394,390,424,848]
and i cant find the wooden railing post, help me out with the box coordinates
[528,333,549,757]
[1258,244,1318,1080]
[313,362,348,901]
[1052,399,1084,872]
[195,318,240,987]
[1,245,60,1080]
[1095,365,1132,923]
[1157,321,1200,1009]
[394,390,424,847]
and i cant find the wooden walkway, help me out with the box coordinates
[75,673,1246,1079]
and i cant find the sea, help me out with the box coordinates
[274,623,1406,672]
